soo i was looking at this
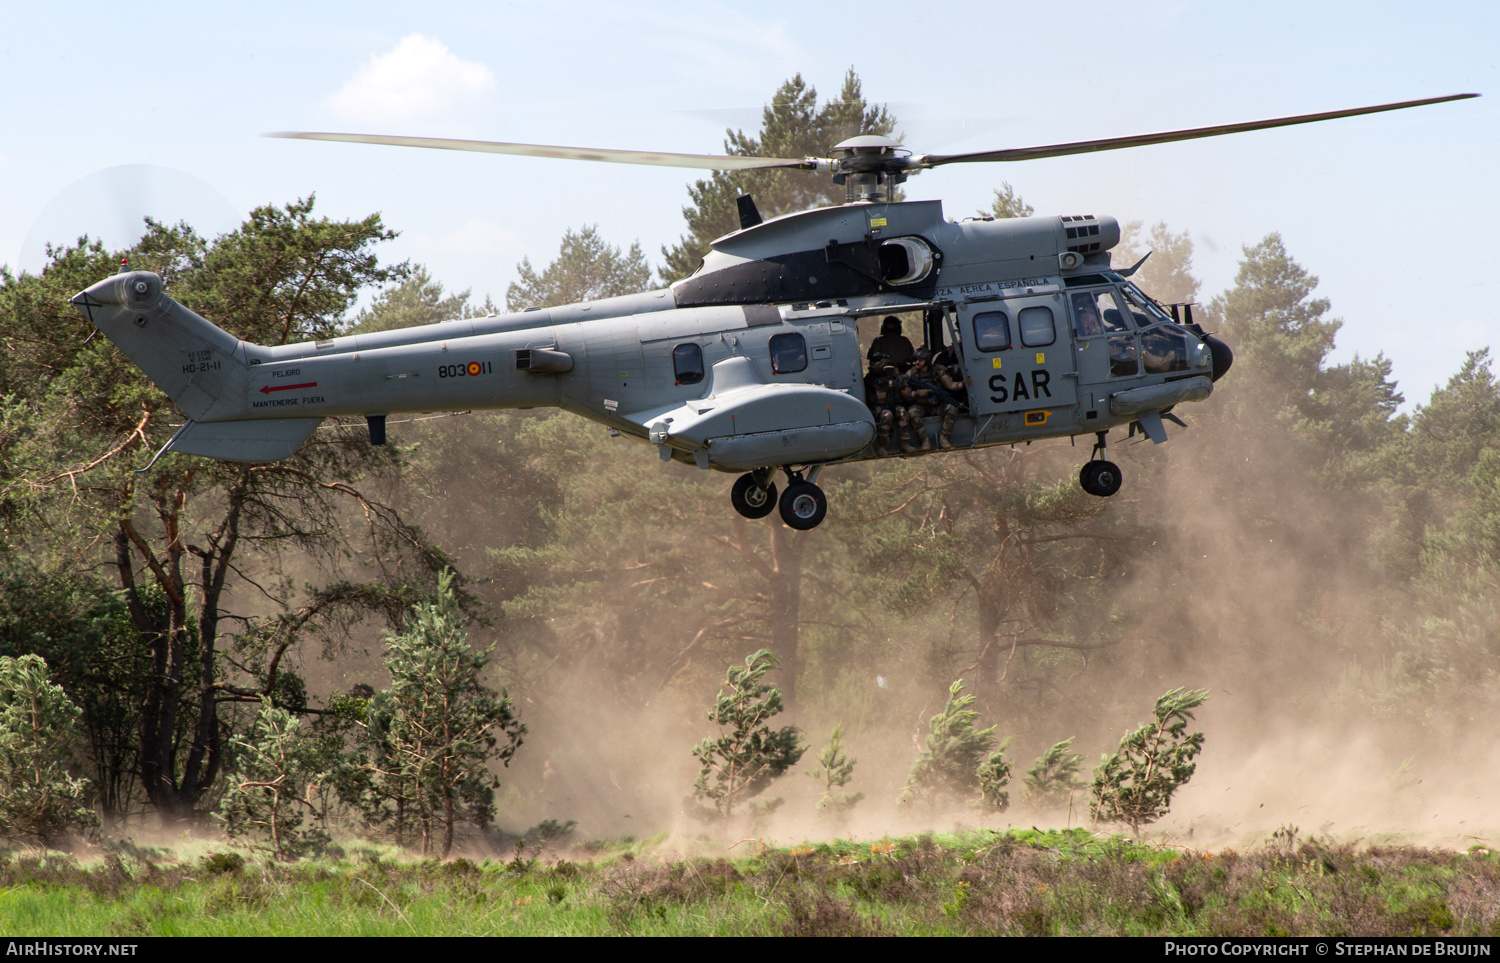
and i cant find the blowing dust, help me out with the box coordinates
[459,371,1499,857]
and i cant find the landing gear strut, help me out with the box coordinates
[1079,431,1123,497]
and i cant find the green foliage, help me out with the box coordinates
[805,723,863,821]
[1089,688,1208,834]
[350,265,489,333]
[1113,220,1201,306]
[0,563,145,823]
[692,650,805,820]
[505,225,651,311]
[661,70,894,283]
[218,698,337,860]
[0,655,97,846]
[1024,737,1085,811]
[987,184,1034,220]
[975,749,1013,814]
[354,572,525,857]
[900,680,1010,810]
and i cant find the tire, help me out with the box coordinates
[731,473,778,519]
[1079,460,1123,497]
[778,481,828,530]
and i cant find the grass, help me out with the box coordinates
[0,829,1496,936]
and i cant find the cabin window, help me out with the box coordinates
[769,332,807,374]
[1019,306,1056,347]
[673,343,705,385]
[973,311,1011,351]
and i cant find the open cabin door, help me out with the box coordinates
[955,293,1077,422]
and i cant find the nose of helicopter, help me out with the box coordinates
[1205,335,1233,382]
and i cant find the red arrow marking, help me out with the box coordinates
[259,382,318,394]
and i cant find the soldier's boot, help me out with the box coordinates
[918,426,932,452]
[875,412,894,455]
[898,425,918,454]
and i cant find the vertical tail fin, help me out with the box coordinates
[71,272,249,422]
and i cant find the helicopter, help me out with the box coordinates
[70,93,1476,530]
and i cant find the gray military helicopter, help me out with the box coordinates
[70,94,1475,530]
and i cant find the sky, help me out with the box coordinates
[2,0,1493,409]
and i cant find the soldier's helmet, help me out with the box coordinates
[880,316,902,336]
[912,347,933,365]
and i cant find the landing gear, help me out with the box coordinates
[779,481,828,530]
[731,471,778,519]
[731,467,829,529]
[1080,431,1123,497]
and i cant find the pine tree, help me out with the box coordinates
[660,70,895,283]
[506,225,651,311]
[1024,737,1086,811]
[1089,688,1208,834]
[987,184,1034,220]
[218,698,337,860]
[691,649,805,820]
[358,572,525,857]
[0,655,97,847]
[806,722,863,822]
[900,680,1010,810]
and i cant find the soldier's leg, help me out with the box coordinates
[901,406,930,452]
[939,404,958,449]
[875,407,894,454]
[897,406,916,453]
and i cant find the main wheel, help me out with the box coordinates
[731,473,778,519]
[778,481,828,530]
[1079,460,1123,497]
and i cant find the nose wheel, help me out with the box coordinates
[1080,431,1123,497]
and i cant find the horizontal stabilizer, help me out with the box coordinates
[169,418,323,463]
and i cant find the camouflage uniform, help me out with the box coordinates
[865,363,904,455]
[904,350,966,450]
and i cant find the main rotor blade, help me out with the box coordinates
[923,93,1479,165]
[267,131,815,171]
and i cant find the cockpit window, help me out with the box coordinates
[769,332,807,374]
[1139,327,1189,374]
[1119,283,1174,325]
[1019,306,1057,347]
[1073,290,1130,336]
[973,311,1011,351]
[673,343,705,385]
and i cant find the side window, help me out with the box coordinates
[1019,306,1056,347]
[973,311,1011,351]
[672,343,704,385]
[769,332,807,375]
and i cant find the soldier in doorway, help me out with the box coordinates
[865,361,904,455]
[905,348,965,450]
[868,316,915,369]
